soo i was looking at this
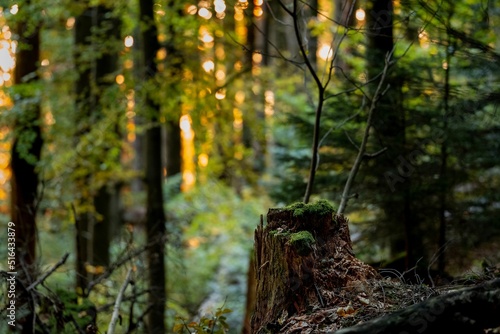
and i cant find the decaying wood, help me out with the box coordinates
[335,277,500,334]
[251,201,500,333]
[251,200,378,333]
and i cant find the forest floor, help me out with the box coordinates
[280,267,500,333]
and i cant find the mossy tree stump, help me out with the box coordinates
[251,200,378,333]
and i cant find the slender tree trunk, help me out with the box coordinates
[74,7,93,292]
[262,0,273,67]
[11,9,42,278]
[334,0,356,72]
[335,0,356,27]
[437,34,452,276]
[140,0,167,332]
[91,7,121,275]
[165,0,183,185]
[74,5,121,294]
[308,0,318,70]
[166,120,181,178]
[132,27,145,193]
[242,2,267,178]
[11,11,42,334]
[367,0,417,269]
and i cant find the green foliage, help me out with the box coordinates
[166,180,269,331]
[173,307,232,334]
[51,289,96,331]
[268,0,500,272]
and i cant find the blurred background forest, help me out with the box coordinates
[0,0,499,333]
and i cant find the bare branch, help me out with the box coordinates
[318,108,362,149]
[344,130,361,151]
[324,1,357,88]
[27,253,70,291]
[276,0,293,16]
[108,268,133,334]
[86,238,159,295]
[338,50,394,214]
[363,147,387,159]
[226,28,304,68]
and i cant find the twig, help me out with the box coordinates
[318,97,365,148]
[96,289,149,312]
[292,0,326,203]
[27,253,70,291]
[364,147,387,159]
[338,50,394,214]
[127,304,154,333]
[86,237,160,295]
[344,130,360,151]
[298,0,358,202]
[108,268,133,334]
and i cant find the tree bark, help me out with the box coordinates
[11,9,43,334]
[11,6,42,278]
[140,0,167,332]
[251,200,378,333]
[242,3,267,180]
[335,278,500,334]
[242,252,257,334]
[366,0,418,269]
[74,4,121,294]
[165,0,183,185]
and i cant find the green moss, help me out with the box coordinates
[286,199,334,218]
[288,231,315,256]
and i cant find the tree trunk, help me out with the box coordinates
[366,0,418,269]
[307,0,318,70]
[74,4,121,295]
[335,0,356,27]
[93,185,120,268]
[334,0,356,72]
[242,3,266,179]
[251,200,378,333]
[166,120,181,179]
[164,1,183,185]
[242,251,257,334]
[335,278,500,334]
[11,7,42,278]
[140,0,167,332]
[11,11,43,334]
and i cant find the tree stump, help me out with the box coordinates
[251,200,378,333]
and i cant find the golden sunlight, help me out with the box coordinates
[202,59,215,73]
[115,74,125,85]
[198,7,212,19]
[264,90,275,116]
[180,114,195,191]
[215,89,226,100]
[355,9,366,21]
[186,4,197,15]
[10,4,19,15]
[198,153,209,167]
[124,35,134,48]
[66,17,75,30]
[318,44,333,61]
[214,0,226,14]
